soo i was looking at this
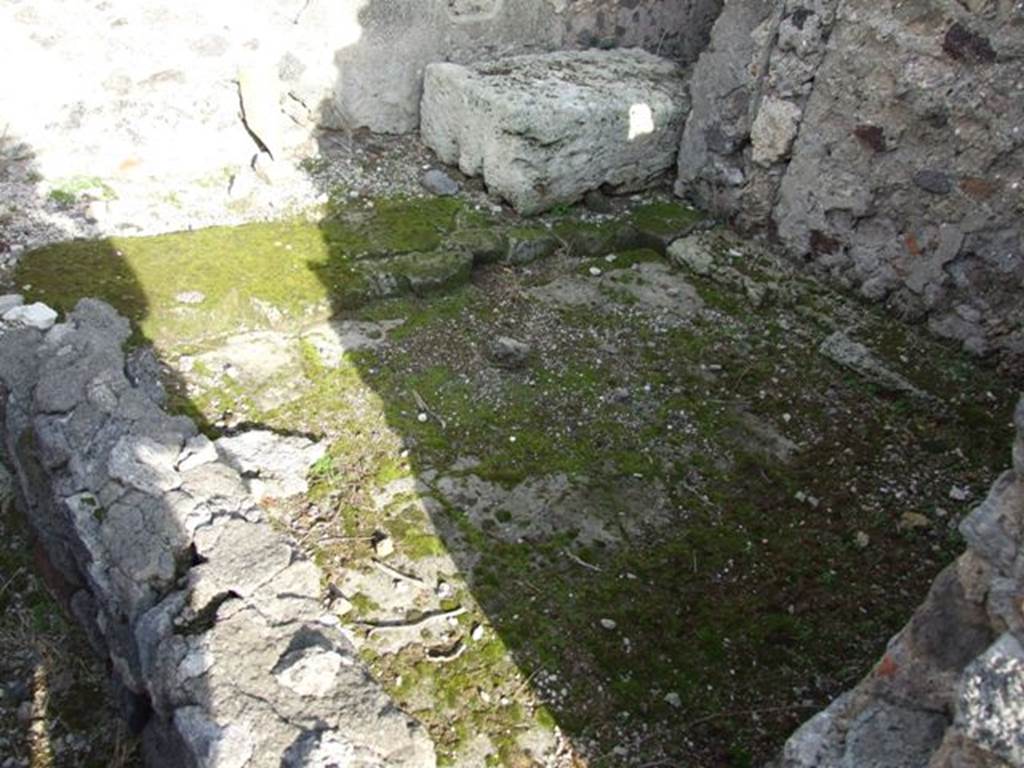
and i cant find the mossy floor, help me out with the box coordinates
[6,194,1018,766]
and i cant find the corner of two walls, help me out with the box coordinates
[319,0,723,134]
[675,0,1024,372]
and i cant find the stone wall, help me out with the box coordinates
[675,0,1024,371]
[326,0,721,133]
[778,396,1024,767]
[0,0,722,243]
[0,299,436,767]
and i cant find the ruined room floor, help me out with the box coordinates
[2,192,1019,767]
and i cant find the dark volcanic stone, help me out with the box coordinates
[943,23,996,64]
[913,170,953,195]
[853,124,886,153]
[810,229,842,255]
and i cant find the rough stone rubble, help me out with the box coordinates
[676,0,1024,371]
[420,48,690,214]
[0,299,436,767]
[778,396,1024,768]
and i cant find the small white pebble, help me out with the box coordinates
[949,486,971,502]
[600,618,617,630]
[417,412,428,423]
[589,266,603,276]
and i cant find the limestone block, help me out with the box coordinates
[421,49,689,214]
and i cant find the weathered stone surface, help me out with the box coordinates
[0,294,23,314]
[778,396,1024,768]
[490,336,531,369]
[0,299,436,767]
[667,235,715,276]
[2,302,58,331]
[677,0,1024,370]
[750,96,802,167]
[956,633,1024,765]
[818,332,932,400]
[420,168,460,197]
[506,230,560,264]
[529,260,704,326]
[215,430,327,499]
[1015,399,1024,477]
[421,49,689,214]
[676,0,837,230]
[675,0,777,210]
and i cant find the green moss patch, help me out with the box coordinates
[552,218,638,257]
[629,201,705,249]
[15,197,473,349]
[321,195,462,257]
[260,228,1016,765]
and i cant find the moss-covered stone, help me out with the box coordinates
[553,218,641,257]
[14,197,475,348]
[505,227,559,264]
[17,222,332,346]
[446,228,508,265]
[629,201,705,252]
[356,251,474,297]
[321,195,462,257]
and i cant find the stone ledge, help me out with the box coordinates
[0,299,435,767]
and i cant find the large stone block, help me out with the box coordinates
[421,49,689,214]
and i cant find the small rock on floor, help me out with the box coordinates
[667,235,714,276]
[899,512,931,531]
[421,168,460,196]
[490,336,531,369]
[583,189,614,213]
[2,302,57,331]
[374,534,395,558]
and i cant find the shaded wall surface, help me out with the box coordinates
[676,0,1024,371]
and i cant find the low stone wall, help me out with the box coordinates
[676,0,1024,371]
[778,396,1024,767]
[0,299,435,767]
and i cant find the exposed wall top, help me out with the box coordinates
[0,299,436,767]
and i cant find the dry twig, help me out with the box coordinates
[563,548,602,573]
[371,558,425,585]
[359,606,467,636]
